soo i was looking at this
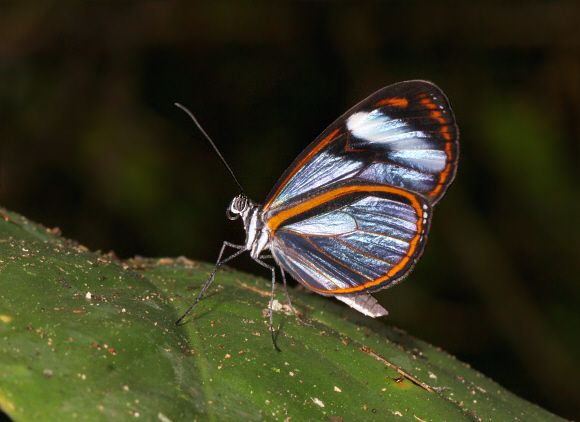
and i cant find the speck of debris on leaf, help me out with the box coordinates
[311,397,324,407]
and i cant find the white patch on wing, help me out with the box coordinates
[359,162,436,191]
[282,211,356,235]
[347,110,430,148]
[388,149,447,172]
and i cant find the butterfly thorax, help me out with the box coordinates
[227,194,271,259]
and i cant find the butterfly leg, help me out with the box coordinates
[280,267,313,327]
[252,256,282,352]
[175,241,246,325]
[259,255,313,327]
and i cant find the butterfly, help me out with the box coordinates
[175,80,459,351]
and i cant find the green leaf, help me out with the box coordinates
[0,208,566,421]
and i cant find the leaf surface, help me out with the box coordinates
[0,209,566,421]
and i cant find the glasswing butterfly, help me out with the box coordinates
[176,80,459,351]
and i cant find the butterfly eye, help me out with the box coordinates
[226,207,239,220]
[227,195,249,220]
[226,201,240,220]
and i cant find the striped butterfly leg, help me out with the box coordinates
[251,255,282,352]
[175,241,246,325]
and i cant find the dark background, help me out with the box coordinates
[1,2,578,419]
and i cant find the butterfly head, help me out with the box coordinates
[227,194,269,257]
[226,194,252,221]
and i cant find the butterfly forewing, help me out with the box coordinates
[263,80,458,212]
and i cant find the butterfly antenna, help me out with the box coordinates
[175,103,246,196]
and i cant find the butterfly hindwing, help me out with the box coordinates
[267,182,431,294]
[263,80,458,212]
